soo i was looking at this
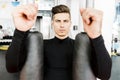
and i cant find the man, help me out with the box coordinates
[6,4,112,80]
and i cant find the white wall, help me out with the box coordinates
[70,0,86,39]
[0,0,15,36]
[94,0,115,54]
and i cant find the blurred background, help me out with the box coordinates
[0,0,115,55]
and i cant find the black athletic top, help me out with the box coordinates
[6,29,112,80]
[44,36,74,80]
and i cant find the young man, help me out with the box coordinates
[6,4,112,80]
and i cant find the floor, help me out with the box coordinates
[110,55,120,80]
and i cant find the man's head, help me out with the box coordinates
[51,5,71,39]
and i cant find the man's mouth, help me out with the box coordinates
[59,29,65,32]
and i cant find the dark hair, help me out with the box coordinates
[51,5,71,19]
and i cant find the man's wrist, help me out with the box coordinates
[14,29,29,39]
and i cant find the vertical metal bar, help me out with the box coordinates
[86,0,94,8]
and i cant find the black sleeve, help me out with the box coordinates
[90,35,112,80]
[6,29,29,73]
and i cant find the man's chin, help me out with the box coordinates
[58,34,68,38]
[58,33,66,37]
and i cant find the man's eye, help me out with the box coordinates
[64,20,69,23]
[56,20,60,22]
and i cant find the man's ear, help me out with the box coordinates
[51,20,54,29]
[51,20,53,26]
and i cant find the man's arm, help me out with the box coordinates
[6,4,38,73]
[80,8,112,79]
[6,29,28,73]
[90,35,112,80]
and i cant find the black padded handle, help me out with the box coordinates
[20,31,43,80]
[73,32,96,80]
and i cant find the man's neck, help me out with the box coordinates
[55,35,68,40]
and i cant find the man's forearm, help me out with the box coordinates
[6,29,28,73]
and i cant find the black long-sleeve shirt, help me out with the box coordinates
[6,29,112,80]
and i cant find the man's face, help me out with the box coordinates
[52,13,71,39]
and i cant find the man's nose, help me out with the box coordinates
[60,22,64,28]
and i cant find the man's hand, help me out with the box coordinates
[80,8,103,39]
[12,4,38,32]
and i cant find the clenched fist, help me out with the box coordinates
[80,8,103,39]
[12,4,38,32]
